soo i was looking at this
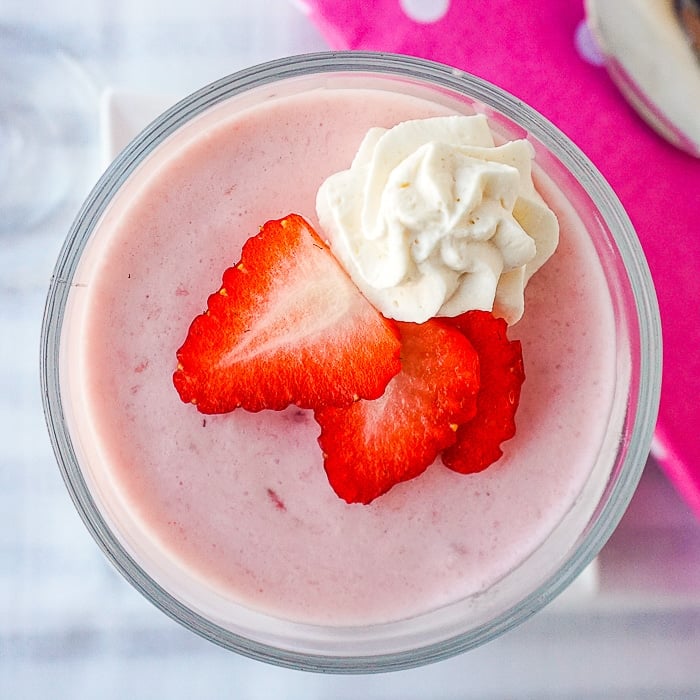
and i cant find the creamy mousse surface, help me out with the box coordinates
[65,88,617,626]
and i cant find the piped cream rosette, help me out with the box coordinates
[316,115,559,324]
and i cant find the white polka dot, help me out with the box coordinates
[400,0,450,23]
[575,19,606,66]
[651,435,669,461]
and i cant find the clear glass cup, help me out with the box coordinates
[0,25,98,236]
[40,52,661,673]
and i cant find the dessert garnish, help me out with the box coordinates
[173,214,525,503]
[173,114,557,504]
[316,115,559,325]
[173,214,402,414]
[315,319,480,504]
[441,311,525,474]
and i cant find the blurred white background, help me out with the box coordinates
[1,1,699,697]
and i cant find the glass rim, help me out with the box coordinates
[40,50,662,673]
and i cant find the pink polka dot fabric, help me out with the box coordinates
[304,0,700,518]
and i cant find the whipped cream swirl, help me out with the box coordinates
[316,115,559,324]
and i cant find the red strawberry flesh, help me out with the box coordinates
[315,319,480,504]
[173,214,402,413]
[441,310,525,474]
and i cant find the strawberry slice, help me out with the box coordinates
[441,311,525,474]
[315,319,480,504]
[173,214,402,413]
